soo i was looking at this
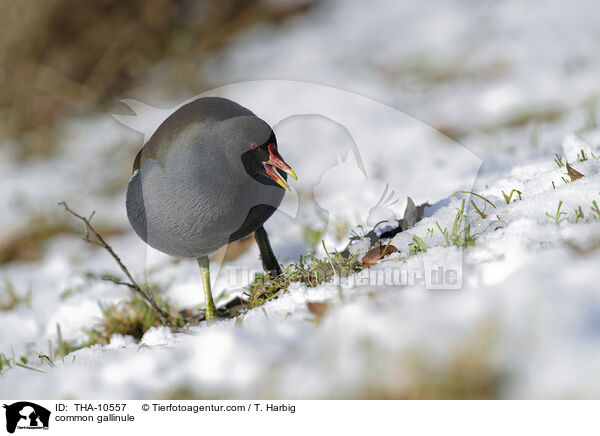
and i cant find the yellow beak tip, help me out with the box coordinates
[275,178,291,191]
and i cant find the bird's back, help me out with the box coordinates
[126,97,284,258]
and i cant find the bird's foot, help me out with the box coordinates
[267,265,282,279]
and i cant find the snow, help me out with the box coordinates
[1,0,600,399]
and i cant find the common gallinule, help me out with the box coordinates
[126,97,296,321]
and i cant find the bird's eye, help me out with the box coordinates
[250,142,258,150]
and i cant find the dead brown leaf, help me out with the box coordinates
[566,162,585,181]
[307,302,330,320]
[361,243,398,268]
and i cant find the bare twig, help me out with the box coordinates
[58,201,175,326]
[100,275,137,290]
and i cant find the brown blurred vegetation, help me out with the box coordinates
[0,0,314,159]
[0,0,314,265]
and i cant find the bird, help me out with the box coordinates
[125,97,297,321]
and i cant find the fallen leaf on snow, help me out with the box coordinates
[566,162,584,181]
[361,243,398,268]
[307,302,330,320]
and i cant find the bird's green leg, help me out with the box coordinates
[197,256,217,321]
[255,225,282,278]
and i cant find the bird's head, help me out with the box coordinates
[232,117,297,191]
[252,141,297,191]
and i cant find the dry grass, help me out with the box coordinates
[86,294,182,345]
[0,214,123,264]
[0,281,31,311]
[244,249,362,310]
[0,0,316,159]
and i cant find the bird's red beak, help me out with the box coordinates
[263,143,297,191]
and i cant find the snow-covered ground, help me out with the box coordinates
[1,0,600,399]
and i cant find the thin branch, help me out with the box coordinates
[58,201,175,326]
[100,275,137,290]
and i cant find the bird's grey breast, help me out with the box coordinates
[127,122,285,258]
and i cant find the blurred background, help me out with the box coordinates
[2,0,599,265]
[1,0,600,399]
[0,0,316,263]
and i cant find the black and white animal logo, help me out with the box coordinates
[3,402,50,433]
